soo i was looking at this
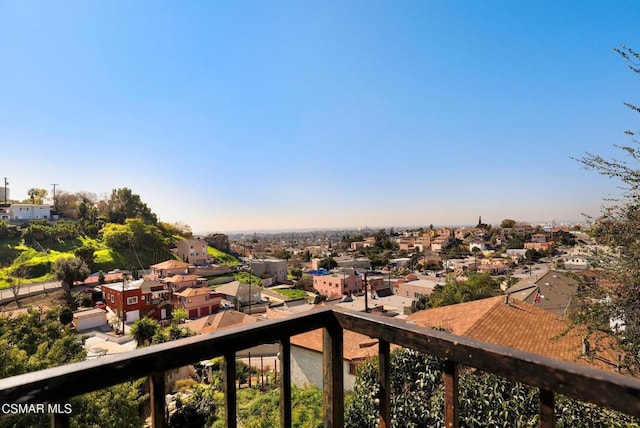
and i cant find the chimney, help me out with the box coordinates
[504,294,509,305]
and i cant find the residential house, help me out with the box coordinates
[101,278,170,323]
[249,258,288,283]
[161,274,202,293]
[288,328,384,390]
[150,260,190,280]
[7,204,51,221]
[430,236,450,253]
[176,238,210,265]
[506,270,579,316]
[333,256,371,270]
[215,281,263,311]
[564,257,589,270]
[181,310,259,335]
[406,295,624,372]
[524,241,554,252]
[312,269,384,300]
[394,276,441,300]
[173,287,222,319]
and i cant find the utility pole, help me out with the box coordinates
[363,271,369,313]
[122,275,127,335]
[3,177,7,204]
[51,183,58,209]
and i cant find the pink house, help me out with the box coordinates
[173,287,222,319]
[312,271,384,299]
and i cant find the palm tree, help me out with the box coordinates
[130,318,160,347]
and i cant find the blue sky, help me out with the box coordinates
[1,1,639,233]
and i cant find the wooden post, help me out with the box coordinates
[150,372,166,428]
[280,337,292,428]
[224,351,237,428]
[378,339,391,428]
[539,389,555,428]
[51,412,69,428]
[444,360,459,428]
[323,320,343,428]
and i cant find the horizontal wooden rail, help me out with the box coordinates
[1,306,640,427]
[332,307,640,418]
[0,307,335,404]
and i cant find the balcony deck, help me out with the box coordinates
[1,306,639,427]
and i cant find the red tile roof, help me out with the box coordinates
[406,296,624,372]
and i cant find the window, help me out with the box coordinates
[126,296,138,305]
[110,294,115,303]
[348,362,358,375]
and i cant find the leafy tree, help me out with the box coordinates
[428,273,501,308]
[345,348,639,428]
[575,45,640,369]
[53,257,90,301]
[59,307,73,325]
[26,188,48,205]
[290,267,303,280]
[69,379,147,428]
[172,307,188,324]
[500,218,517,229]
[104,187,158,225]
[318,257,337,270]
[130,317,161,347]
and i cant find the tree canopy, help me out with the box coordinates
[575,45,640,369]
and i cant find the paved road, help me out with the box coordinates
[0,280,61,305]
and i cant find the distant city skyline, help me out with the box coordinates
[2,1,638,233]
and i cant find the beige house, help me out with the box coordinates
[150,260,190,279]
[176,238,209,265]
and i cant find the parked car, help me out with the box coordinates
[95,301,107,310]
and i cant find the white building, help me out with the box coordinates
[8,204,51,220]
[249,259,288,283]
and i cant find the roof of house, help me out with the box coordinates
[150,260,190,270]
[290,328,381,361]
[162,274,201,283]
[507,270,578,316]
[174,286,220,298]
[139,279,165,293]
[406,296,623,372]
[214,281,254,297]
[181,310,258,334]
[263,308,395,360]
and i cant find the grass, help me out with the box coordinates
[207,246,239,266]
[273,288,307,299]
[233,271,262,284]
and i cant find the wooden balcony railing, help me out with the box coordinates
[1,306,640,428]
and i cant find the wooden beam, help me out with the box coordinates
[50,412,69,428]
[444,361,459,428]
[332,308,640,417]
[0,308,334,405]
[280,337,292,428]
[539,389,555,428]
[150,372,166,428]
[378,339,391,428]
[323,319,344,428]
[224,351,237,428]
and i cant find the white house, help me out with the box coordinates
[8,204,51,220]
